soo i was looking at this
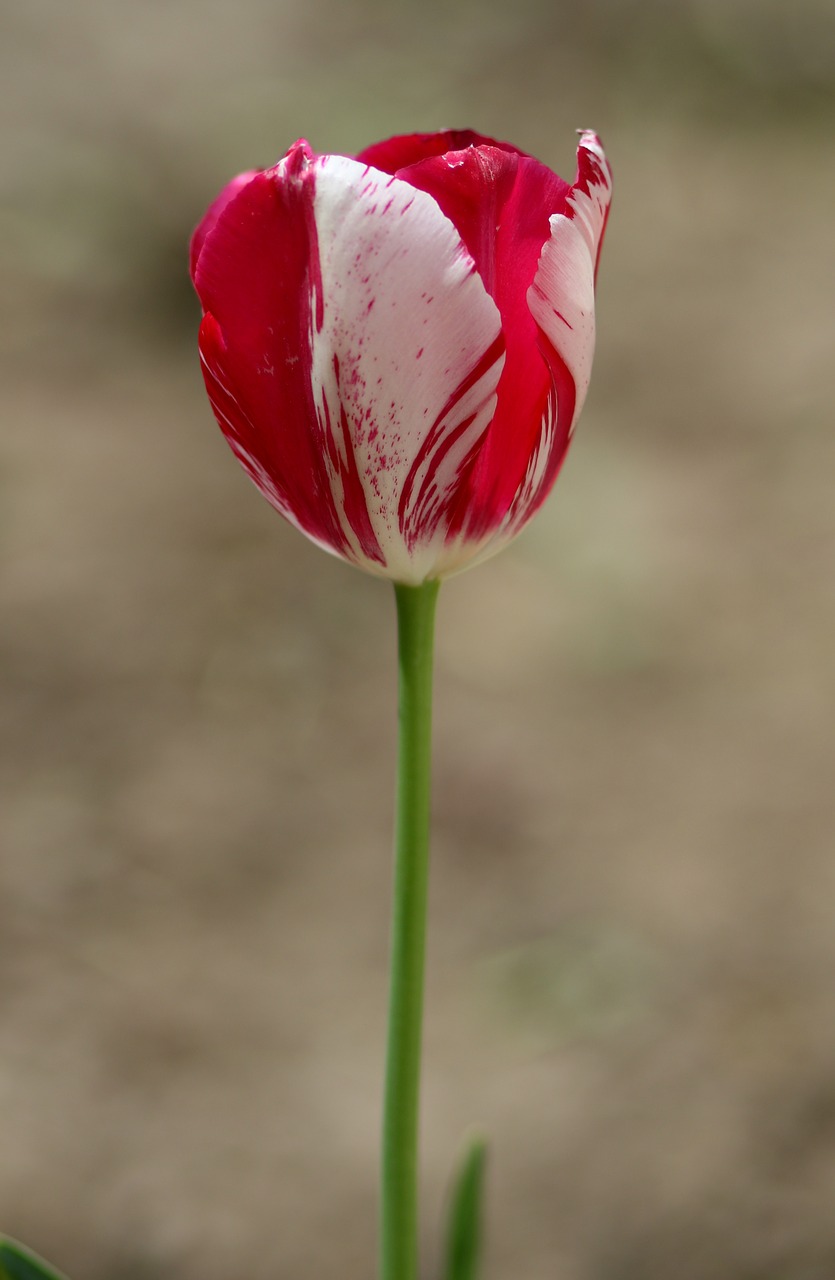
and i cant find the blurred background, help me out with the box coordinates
[2,1,835,1277]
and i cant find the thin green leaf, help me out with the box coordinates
[0,1239,69,1280]
[443,1135,487,1280]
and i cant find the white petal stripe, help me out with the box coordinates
[527,132,612,425]
[307,154,505,583]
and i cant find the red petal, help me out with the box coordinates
[355,130,526,174]
[193,150,375,563]
[399,145,573,539]
[189,170,260,281]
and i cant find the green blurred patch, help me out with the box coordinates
[481,922,664,1045]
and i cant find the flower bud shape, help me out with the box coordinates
[191,130,612,584]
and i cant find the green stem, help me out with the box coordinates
[381,579,440,1280]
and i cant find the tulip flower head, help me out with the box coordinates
[191,129,612,584]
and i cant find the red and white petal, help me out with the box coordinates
[400,145,573,542]
[194,149,368,565]
[519,131,613,523]
[526,132,611,423]
[570,130,613,284]
[308,153,505,582]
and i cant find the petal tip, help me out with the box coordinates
[576,129,608,165]
[282,137,317,177]
[574,130,612,190]
[571,133,613,270]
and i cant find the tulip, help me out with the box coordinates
[191,129,611,584]
[192,128,611,1280]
